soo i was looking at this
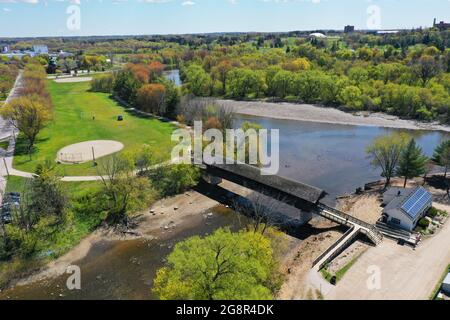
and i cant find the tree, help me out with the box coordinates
[271,70,294,98]
[98,155,156,226]
[396,139,428,188]
[367,133,408,189]
[136,83,166,115]
[151,164,200,197]
[152,228,279,300]
[184,64,212,96]
[113,70,141,104]
[227,68,266,99]
[413,55,442,86]
[212,60,232,94]
[1,96,51,156]
[29,162,68,221]
[432,140,450,178]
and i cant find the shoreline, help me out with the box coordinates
[214,99,450,132]
[3,190,220,290]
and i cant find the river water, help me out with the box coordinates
[1,114,448,300]
[235,115,449,204]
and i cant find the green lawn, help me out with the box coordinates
[13,80,176,176]
[5,175,102,198]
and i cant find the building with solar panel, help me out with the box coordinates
[382,187,433,232]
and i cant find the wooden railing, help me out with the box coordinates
[316,203,383,245]
[312,226,355,268]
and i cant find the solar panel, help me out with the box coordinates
[401,188,432,219]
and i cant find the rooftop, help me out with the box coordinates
[384,187,432,220]
[444,273,450,285]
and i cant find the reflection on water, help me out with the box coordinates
[0,207,249,300]
[234,115,449,205]
[2,116,448,300]
[163,69,182,87]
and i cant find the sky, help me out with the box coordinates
[0,0,449,38]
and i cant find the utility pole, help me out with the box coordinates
[92,146,97,166]
[3,158,9,177]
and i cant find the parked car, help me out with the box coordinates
[0,192,20,225]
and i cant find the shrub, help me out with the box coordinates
[90,74,115,93]
[151,164,201,197]
[427,207,439,218]
[418,218,430,229]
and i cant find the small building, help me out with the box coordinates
[443,273,450,295]
[33,45,48,55]
[382,187,432,232]
[309,32,327,39]
[344,25,355,33]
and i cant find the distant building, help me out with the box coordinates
[443,273,450,295]
[33,45,48,55]
[2,45,9,53]
[309,32,327,39]
[434,18,450,31]
[344,25,355,33]
[382,187,432,232]
[377,30,399,35]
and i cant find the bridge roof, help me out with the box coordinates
[208,163,325,204]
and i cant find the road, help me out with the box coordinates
[325,202,450,300]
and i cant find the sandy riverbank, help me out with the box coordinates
[9,190,219,289]
[214,99,450,132]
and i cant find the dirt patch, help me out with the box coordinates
[276,219,344,300]
[9,190,220,289]
[56,140,124,164]
[327,241,369,274]
[53,77,92,83]
[337,194,383,224]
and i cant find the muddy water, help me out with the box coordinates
[0,207,250,300]
[2,115,449,299]
[234,115,450,204]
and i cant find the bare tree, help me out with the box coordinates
[232,191,288,235]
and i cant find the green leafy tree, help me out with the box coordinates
[98,155,156,225]
[151,164,200,197]
[113,70,141,104]
[153,228,280,300]
[367,133,409,189]
[1,96,51,156]
[396,139,428,187]
[432,140,450,178]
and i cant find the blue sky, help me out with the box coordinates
[0,0,449,38]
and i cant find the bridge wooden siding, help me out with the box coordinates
[203,162,325,213]
[202,162,383,248]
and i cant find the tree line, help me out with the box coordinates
[367,133,450,190]
[90,61,180,119]
[181,41,450,123]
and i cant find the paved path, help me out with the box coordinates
[1,72,23,203]
[325,208,450,300]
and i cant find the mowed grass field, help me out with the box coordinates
[13,80,176,176]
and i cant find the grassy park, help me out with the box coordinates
[12,80,176,176]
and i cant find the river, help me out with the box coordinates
[1,113,448,299]
[235,115,449,204]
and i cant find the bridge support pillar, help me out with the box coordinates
[202,173,223,186]
[298,210,313,225]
